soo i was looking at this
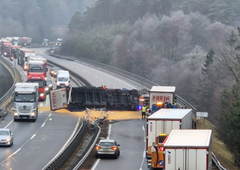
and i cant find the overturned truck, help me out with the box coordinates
[67,86,139,111]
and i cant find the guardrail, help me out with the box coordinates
[48,52,226,170]
[0,56,16,113]
[212,152,228,170]
[49,53,197,114]
[43,120,88,170]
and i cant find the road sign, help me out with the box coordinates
[196,112,208,118]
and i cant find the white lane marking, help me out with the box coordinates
[0,113,51,165]
[42,113,51,127]
[30,134,36,139]
[91,159,100,170]
[41,123,45,127]
[13,148,21,155]
[107,123,112,139]
[142,125,145,131]
[42,117,81,170]
[92,121,112,170]
[4,120,13,129]
[139,151,145,170]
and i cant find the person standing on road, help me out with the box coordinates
[142,105,147,119]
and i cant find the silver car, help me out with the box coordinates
[95,139,120,159]
[0,129,13,146]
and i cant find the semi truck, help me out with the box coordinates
[146,109,193,169]
[56,38,62,46]
[22,37,32,46]
[12,37,22,45]
[27,74,47,101]
[1,40,12,57]
[12,82,39,121]
[42,39,49,46]
[27,60,47,78]
[29,55,48,72]
[18,49,35,70]
[163,129,212,170]
[149,86,176,109]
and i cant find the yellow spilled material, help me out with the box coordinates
[39,107,142,120]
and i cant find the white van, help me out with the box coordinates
[56,70,70,88]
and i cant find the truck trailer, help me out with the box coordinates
[146,109,193,169]
[163,129,212,170]
[149,86,176,109]
[12,82,39,121]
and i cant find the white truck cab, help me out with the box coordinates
[56,70,70,89]
[13,83,39,121]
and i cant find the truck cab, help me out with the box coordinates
[21,50,35,70]
[27,75,47,101]
[56,70,70,89]
[42,39,49,46]
[28,60,47,78]
[12,83,39,121]
[56,38,62,46]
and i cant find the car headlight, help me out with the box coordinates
[57,82,60,85]
[65,82,69,86]
[40,93,44,97]
[6,138,11,142]
[14,112,19,116]
[48,84,53,88]
[4,52,7,55]
[31,112,36,116]
[45,87,49,91]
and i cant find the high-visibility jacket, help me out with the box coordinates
[142,106,147,112]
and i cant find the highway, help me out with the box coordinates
[0,48,150,170]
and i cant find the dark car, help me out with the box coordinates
[95,139,120,159]
[49,67,61,77]
[45,79,53,94]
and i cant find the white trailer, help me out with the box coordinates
[149,86,176,108]
[50,88,68,110]
[164,129,212,170]
[146,109,193,168]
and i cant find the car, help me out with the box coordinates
[49,67,61,77]
[0,129,13,146]
[45,79,53,94]
[95,139,120,159]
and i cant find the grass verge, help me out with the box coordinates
[196,118,239,170]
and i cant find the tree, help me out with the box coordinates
[68,11,82,34]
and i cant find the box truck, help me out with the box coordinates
[146,109,193,169]
[163,129,212,170]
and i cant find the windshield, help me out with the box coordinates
[14,94,36,102]
[46,80,52,85]
[29,68,44,73]
[27,79,45,87]
[5,46,11,51]
[99,142,114,147]
[0,130,9,136]
[58,77,68,82]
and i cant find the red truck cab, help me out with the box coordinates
[1,41,12,57]
[27,60,46,78]
[27,75,47,101]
